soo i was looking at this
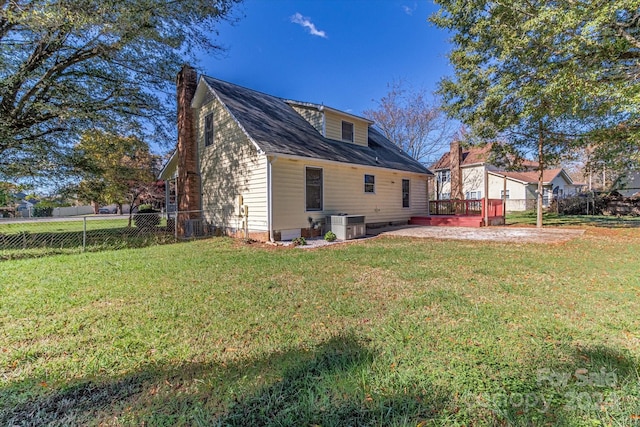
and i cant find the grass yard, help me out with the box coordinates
[1,228,639,426]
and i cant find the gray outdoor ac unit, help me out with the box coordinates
[326,215,366,240]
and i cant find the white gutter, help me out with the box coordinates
[263,152,431,178]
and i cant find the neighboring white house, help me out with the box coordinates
[160,66,432,241]
[487,169,583,211]
[431,142,583,211]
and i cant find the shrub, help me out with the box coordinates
[292,236,306,246]
[32,205,53,217]
[133,206,160,229]
[324,231,337,242]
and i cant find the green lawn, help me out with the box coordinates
[1,230,639,426]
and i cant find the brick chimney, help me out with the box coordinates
[176,64,201,231]
[450,140,463,199]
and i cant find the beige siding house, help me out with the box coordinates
[160,67,431,241]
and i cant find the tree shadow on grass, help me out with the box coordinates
[0,334,450,426]
[491,344,640,426]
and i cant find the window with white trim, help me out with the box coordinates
[364,174,375,193]
[500,189,510,199]
[402,179,410,208]
[305,167,323,211]
[437,170,451,183]
[341,121,354,142]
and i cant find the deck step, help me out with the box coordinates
[409,216,484,227]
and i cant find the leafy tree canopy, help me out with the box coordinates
[0,0,241,180]
[71,130,160,215]
[431,0,640,225]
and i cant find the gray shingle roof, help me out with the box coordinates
[202,76,430,175]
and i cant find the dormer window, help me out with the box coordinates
[341,121,354,142]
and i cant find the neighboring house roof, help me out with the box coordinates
[490,168,573,185]
[431,144,494,170]
[431,143,540,171]
[201,76,430,175]
[613,171,640,197]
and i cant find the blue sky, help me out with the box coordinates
[198,0,452,116]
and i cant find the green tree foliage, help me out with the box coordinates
[72,131,160,223]
[0,181,20,206]
[431,0,640,226]
[0,0,240,179]
[0,183,9,206]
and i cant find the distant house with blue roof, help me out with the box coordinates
[160,66,432,241]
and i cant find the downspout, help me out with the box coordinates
[267,155,276,242]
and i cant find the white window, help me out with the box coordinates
[305,167,323,211]
[437,170,451,183]
[364,174,375,193]
[341,121,354,142]
[441,192,451,200]
[501,190,510,199]
[204,113,214,147]
[402,179,410,207]
[470,191,477,199]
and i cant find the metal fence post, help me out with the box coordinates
[83,217,87,252]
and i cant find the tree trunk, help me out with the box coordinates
[91,200,99,214]
[127,194,139,227]
[537,124,544,229]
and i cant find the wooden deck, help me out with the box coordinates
[410,199,505,228]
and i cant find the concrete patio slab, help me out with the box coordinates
[379,225,584,243]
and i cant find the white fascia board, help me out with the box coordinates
[158,150,177,180]
[558,169,574,185]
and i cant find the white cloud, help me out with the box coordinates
[290,12,327,38]
[402,3,417,15]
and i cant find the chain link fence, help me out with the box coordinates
[0,209,267,260]
[0,213,173,260]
